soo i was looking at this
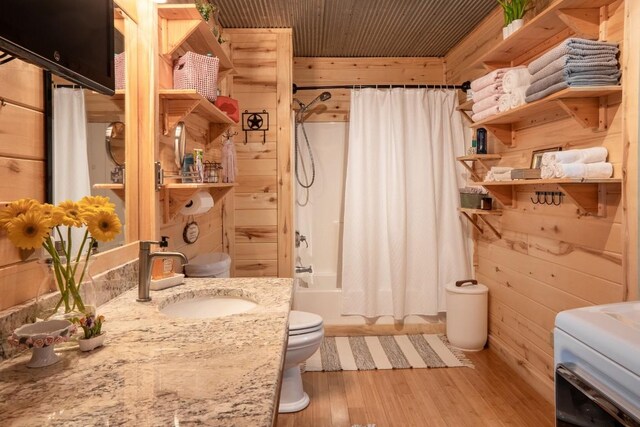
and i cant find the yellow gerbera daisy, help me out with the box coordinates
[37,203,65,228]
[6,211,51,249]
[58,200,89,227]
[79,195,115,213]
[87,210,122,242]
[0,198,39,228]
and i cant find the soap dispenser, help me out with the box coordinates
[151,236,175,280]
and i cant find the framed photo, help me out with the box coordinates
[530,147,562,169]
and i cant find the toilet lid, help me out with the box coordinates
[289,310,323,336]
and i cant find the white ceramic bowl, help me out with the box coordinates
[8,320,76,368]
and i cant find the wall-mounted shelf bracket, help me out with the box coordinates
[458,208,502,239]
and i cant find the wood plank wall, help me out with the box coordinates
[0,59,47,311]
[225,29,293,278]
[293,57,445,122]
[444,0,630,402]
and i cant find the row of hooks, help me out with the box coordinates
[531,191,563,206]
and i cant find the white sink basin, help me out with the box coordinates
[160,296,258,319]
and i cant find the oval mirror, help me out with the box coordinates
[174,121,187,169]
[105,121,126,167]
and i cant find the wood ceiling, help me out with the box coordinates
[170,0,499,57]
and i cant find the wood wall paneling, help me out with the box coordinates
[293,57,446,122]
[444,0,630,403]
[226,29,292,278]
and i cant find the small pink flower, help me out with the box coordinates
[25,337,33,345]
[33,338,44,348]
[54,336,64,344]
[44,336,55,346]
[7,336,18,347]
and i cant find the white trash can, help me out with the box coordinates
[445,279,488,351]
[184,252,231,278]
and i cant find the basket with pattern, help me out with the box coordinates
[114,52,125,90]
[173,52,219,102]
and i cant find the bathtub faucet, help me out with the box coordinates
[295,265,313,274]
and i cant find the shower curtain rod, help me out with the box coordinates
[293,82,470,93]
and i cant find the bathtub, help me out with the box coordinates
[293,274,443,326]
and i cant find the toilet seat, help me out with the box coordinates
[289,310,323,336]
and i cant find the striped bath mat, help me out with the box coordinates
[305,334,473,371]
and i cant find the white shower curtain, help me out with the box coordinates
[341,88,471,319]
[53,88,91,253]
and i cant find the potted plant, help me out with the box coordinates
[498,0,530,39]
[510,0,530,33]
[497,0,514,39]
[75,314,106,352]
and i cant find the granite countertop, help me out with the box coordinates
[0,277,294,426]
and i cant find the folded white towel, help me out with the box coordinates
[498,94,511,112]
[473,83,504,103]
[509,87,527,109]
[541,165,555,179]
[546,147,608,165]
[471,69,508,92]
[472,94,500,114]
[485,166,514,182]
[490,167,514,173]
[472,105,500,122]
[502,68,532,93]
[554,162,613,179]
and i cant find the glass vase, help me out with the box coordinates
[38,258,96,321]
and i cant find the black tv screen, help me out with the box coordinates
[0,0,115,95]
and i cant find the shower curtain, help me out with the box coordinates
[341,88,471,319]
[53,87,91,253]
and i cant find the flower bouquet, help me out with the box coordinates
[74,314,107,352]
[0,196,122,318]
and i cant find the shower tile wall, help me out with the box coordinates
[296,122,349,288]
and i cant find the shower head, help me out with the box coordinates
[299,91,332,114]
[318,91,331,101]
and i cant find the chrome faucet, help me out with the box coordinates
[295,265,313,274]
[137,237,188,302]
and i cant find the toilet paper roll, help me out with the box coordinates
[180,190,214,216]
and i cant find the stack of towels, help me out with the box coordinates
[498,67,532,112]
[470,66,533,121]
[485,166,514,182]
[525,38,620,103]
[470,69,506,122]
[540,147,613,179]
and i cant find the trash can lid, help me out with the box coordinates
[445,279,488,295]
[185,252,231,277]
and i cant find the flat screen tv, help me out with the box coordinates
[0,0,115,95]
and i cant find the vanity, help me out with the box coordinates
[0,278,293,426]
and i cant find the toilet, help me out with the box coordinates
[279,310,324,413]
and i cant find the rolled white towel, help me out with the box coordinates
[472,94,500,114]
[510,86,527,109]
[541,152,556,167]
[498,94,511,112]
[554,162,613,179]
[485,166,514,182]
[502,67,532,93]
[472,105,500,122]
[549,147,609,165]
[540,165,555,179]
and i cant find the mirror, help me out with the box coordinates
[50,6,130,251]
[174,121,186,169]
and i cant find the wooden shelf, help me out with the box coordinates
[457,154,502,182]
[457,99,474,112]
[458,208,502,239]
[159,89,235,135]
[467,86,621,146]
[469,0,619,71]
[157,4,234,74]
[93,183,124,200]
[161,182,236,223]
[478,178,621,217]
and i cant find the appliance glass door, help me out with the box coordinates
[556,364,640,427]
